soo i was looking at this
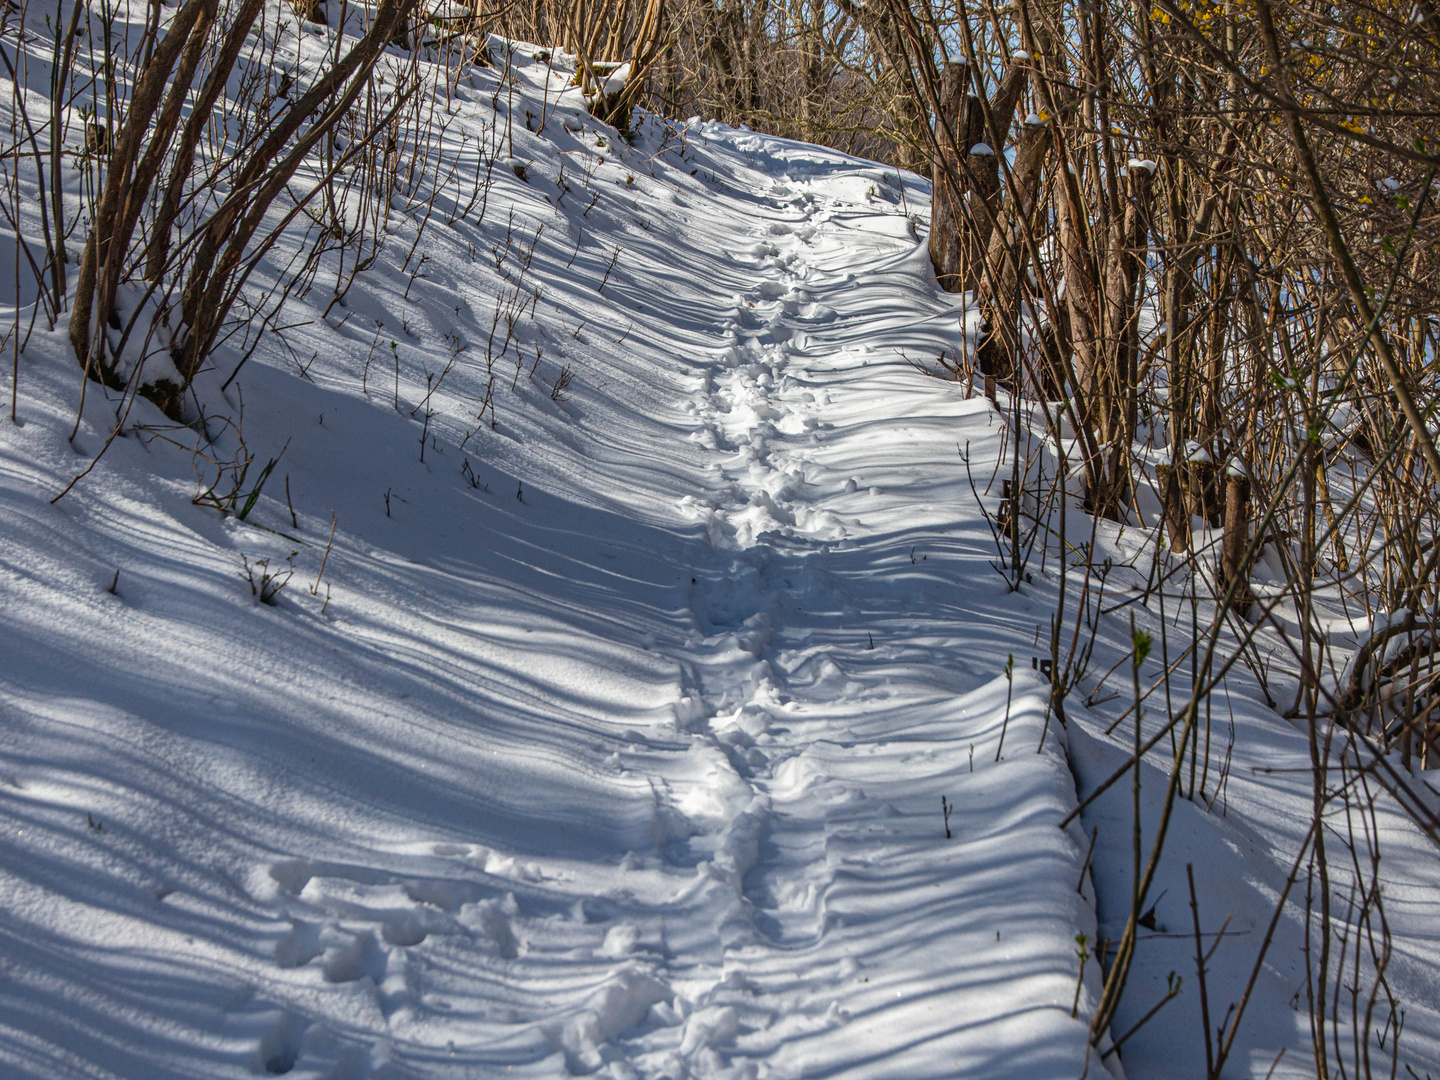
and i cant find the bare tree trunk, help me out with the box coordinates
[927,62,968,292]
[69,0,216,376]
[1221,469,1253,616]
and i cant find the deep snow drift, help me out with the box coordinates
[1,26,1438,1080]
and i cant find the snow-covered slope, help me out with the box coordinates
[2,30,1439,1080]
[0,44,1107,1080]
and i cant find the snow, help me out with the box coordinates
[2,12,1440,1080]
[1183,439,1213,463]
[601,63,632,101]
[0,28,1105,1080]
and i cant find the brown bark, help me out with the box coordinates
[1056,154,1102,438]
[1158,463,1189,553]
[103,0,220,322]
[974,118,1051,391]
[983,119,1050,304]
[930,59,1033,297]
[69,0,215,373]
[1221,470,1253,616]
[173,0,420,389]
[144,0,267,283]
[1102,163,1153,447]
[1188,458,1222,526]
[927,62,968,292]
[967,61,1026,261]
[964,144,1001,286]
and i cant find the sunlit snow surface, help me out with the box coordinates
[1,24,1438,1080]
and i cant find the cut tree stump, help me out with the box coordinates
[1221,469,1255,617]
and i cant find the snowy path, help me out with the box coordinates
[0,56,1106,1080]
[606,160,1102,1078]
